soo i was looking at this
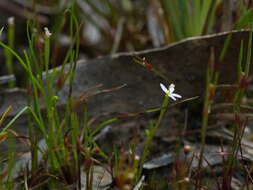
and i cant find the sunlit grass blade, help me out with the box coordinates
[0,27,4,36]
[0,106,12,127]
[1,106,29,133]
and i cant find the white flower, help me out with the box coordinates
[8,17,14,25]
[160,83,182,101]
[44,27,52,37]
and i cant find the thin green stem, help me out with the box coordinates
[5,18,15,87]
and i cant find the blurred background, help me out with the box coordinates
[0,0,252,86]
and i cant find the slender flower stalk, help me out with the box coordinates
[137,83,182,180]
[5,17,15,87]
[224,28,253,189]
[196,48,216,189]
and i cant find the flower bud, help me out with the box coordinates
[183,145,192,154]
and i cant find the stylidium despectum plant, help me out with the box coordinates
[160,83,182,101]
[137,83,182,178]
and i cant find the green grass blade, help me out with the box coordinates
[237,40,244,79]
[1,106,29,133]
[244,23,252,75]
[0,27,4,36]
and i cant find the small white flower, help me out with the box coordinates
[8,17,14,25]
[44,27,52,37]
[160,83,182,101]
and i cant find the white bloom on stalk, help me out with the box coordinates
[160,83,182,101]
[44,27,52,37]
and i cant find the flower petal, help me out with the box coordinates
[170,95,176,101]
[169,83,175,93]
[172,93,182,98]
[160,83,168,93]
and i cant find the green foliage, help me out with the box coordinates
[160,0,220,41]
